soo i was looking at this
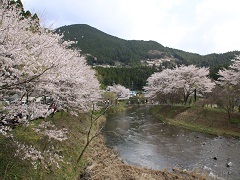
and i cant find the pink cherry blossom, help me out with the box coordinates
[144,65,215,104]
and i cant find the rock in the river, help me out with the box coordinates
[226,162,233,167]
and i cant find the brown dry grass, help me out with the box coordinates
[83,135,209,180]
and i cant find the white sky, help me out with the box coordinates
[22,0,240,55]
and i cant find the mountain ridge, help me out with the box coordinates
[56,24,240,77]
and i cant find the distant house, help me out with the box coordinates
[129,91,137,97]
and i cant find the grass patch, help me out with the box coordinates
[230,118,240,123]
[151,105,240,138]
[151,105,190,118]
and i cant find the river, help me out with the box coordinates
[103,106,240,180]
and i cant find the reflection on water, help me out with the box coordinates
[103,106,240,179]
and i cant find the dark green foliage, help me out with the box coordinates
[95,66,157,90]
[8,0,39,21]
[9,0,23,8]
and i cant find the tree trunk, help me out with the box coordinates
[194,89,197,102]
[183,93,190,105]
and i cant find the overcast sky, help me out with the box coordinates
[22,0,240,55]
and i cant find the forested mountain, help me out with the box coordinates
[56,24,240,68]
[56,24,240,89]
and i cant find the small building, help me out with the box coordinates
[129,91,137,97]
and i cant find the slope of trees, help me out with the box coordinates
[56,24,168,66]
[95,66,157,90]
[56,24,240,75]
[170,49,240,79]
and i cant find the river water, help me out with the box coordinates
[103,106,240,180]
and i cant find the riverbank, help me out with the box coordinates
[151,105,240,138]
[0,108,209,179]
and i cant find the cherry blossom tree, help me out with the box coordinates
[107,84,130,99]
[217,55,240,118]
[36,53,102,113]
[0,0,43,93]
[144,65,215,104]
[0,0,101,123]
[218,55,240,85]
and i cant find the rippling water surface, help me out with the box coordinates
[103,106,240,179]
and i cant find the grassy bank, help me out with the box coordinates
[0,111,106,179]
[151,105,240,138]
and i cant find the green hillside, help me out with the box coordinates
[56,24,168,66]
[56,24,240,70]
